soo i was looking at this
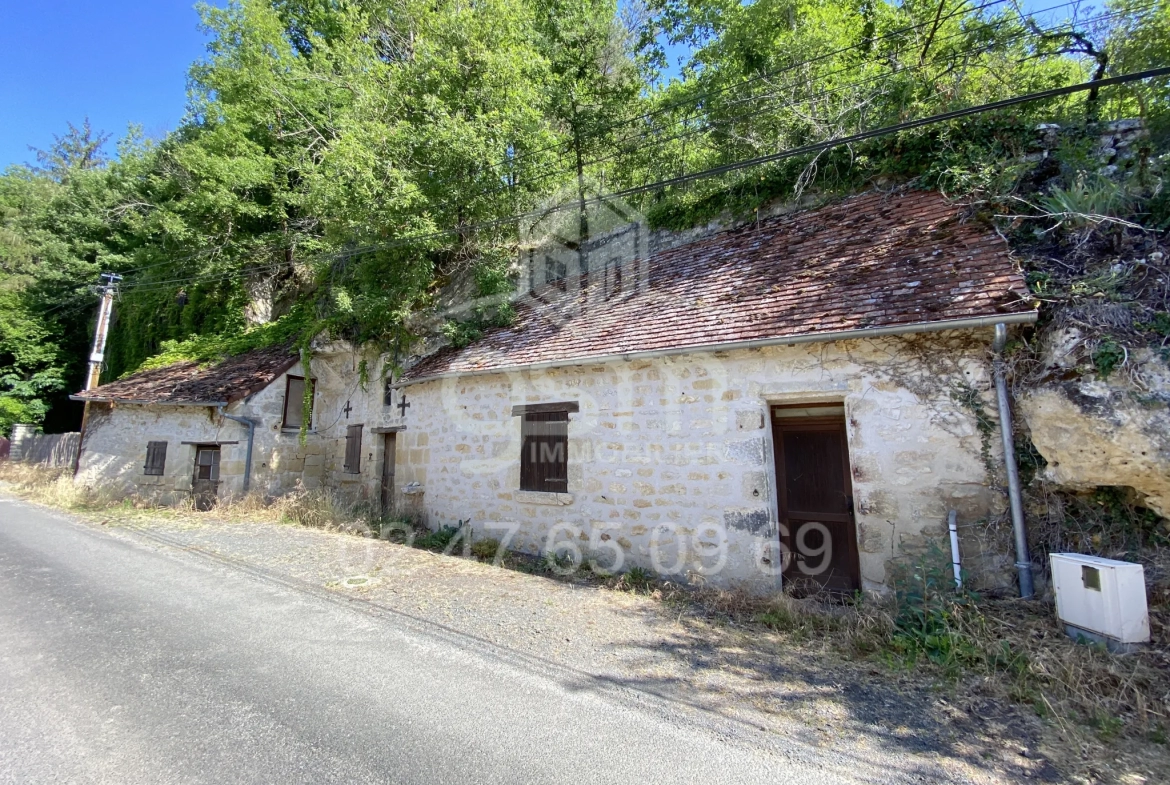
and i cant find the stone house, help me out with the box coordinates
[74,190,1037,593]
[385,190,1037,592]
[72,343,406,509]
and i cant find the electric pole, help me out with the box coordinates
[85,272,122,390]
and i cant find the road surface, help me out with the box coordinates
[0,497,937,784]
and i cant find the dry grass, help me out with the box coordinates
[214,484,374,533]
[0,462,375,534]
[0,462,118,509]
[641,578,1169,781]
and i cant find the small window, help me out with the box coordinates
[143,441,167,476]
[283,375,314,429]
[195,446,220,481]
[383,377,394,407]
[520,411,569,493]
[344,424,363,474]
[544,253,567,288]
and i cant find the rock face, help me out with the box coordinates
[1020,329,1170,518]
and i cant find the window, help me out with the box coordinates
[383,377,394,407]
[143,441,167,475]
[544,253,567,287]
[194,446,220,481]
[283,375,314,429]
[344,424,363,474]
[516,402,578,493]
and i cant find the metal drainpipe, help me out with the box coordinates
[992,323,1034,598]
[218,407,256,495]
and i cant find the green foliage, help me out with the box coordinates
[471,537,501,561]
[1092,338,1126,379]
[3,0,1169,434]
[888,543,984,674]
[1053,487,1170,554]
[1136,311,1170,337]
[414,524,463,552]
[621,565,655,591]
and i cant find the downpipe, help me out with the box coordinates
[947,510,962,590]
[992,324,1034,598]
[218,407,256,495]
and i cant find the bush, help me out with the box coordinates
[415,525,462,552]
[470,537,500,561]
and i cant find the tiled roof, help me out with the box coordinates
[403,190,1035,382]
[73,344,298,405]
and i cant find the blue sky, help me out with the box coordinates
[0,1,219,170]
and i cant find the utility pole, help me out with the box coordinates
[85,272,122,390]
[74,272,122,477]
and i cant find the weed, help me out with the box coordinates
[888,544,984,674]
[414,525,461,552]
[619,566,655,592]
[1092,338,1126,379]
[470,537,501,561]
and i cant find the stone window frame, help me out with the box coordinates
[282,374,315,430]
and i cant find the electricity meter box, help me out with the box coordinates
[1050,553,1149,653]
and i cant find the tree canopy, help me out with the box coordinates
[2,0,1168,434]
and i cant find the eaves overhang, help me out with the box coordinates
[393,310,1038,389]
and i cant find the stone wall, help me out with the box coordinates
[74,352,406,509]
[390,331,1007,592]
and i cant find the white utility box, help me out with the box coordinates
[1050,553,1149,652]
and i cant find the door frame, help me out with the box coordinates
[191,444,222,511]
[769,404,861,593]
[380,432,397,515]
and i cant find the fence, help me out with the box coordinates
[8,424,80,469]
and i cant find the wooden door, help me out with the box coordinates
[192,445,221,511]
[772,406,860,594]
[380,433,396,515]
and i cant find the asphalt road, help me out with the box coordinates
[0,498,879,785]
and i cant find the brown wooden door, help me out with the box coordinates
[380,433,396,515]
[192,445,221,511]
[772,408,859,594]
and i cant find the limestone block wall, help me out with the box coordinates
[76,359,334,502]
[392,331,1004,592]
[301,347,409,505]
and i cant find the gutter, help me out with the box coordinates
[68,396,229,407]
[991,323,1034,598]
[217,407,257,495]
[392,311,1038,388]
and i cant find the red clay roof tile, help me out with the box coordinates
[404,190,1034,381]
[73,344,298,405]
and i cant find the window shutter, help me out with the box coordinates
[283,375,314,429]
[144,441,167,476]
[520,411,568,492]
[344,425,363,474]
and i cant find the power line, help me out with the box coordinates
[129,63,1167,293]
[113,0,1117,291]
[364,0,1135,233]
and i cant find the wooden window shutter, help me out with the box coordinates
[344,424,363,474]
[283,375,314,429]
[143,441,167,476]
[520,411,569,493]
